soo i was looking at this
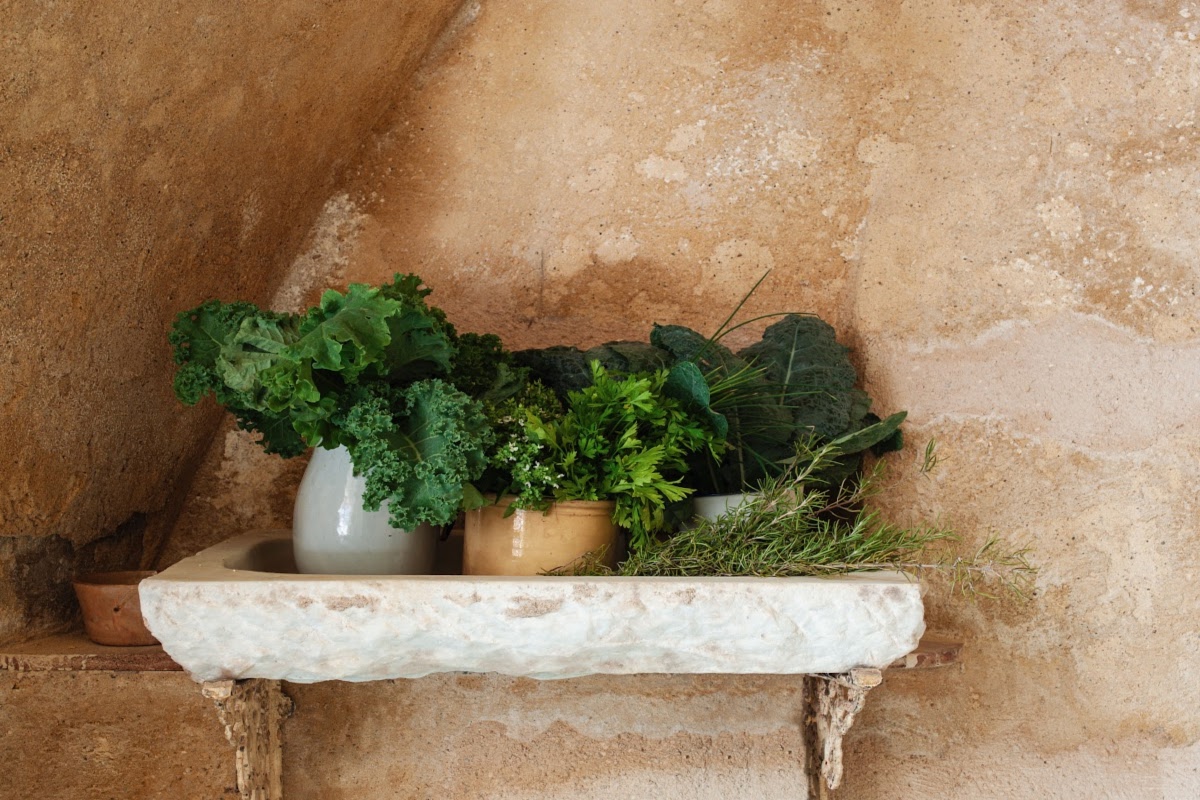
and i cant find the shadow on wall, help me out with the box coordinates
[0,514,146,647]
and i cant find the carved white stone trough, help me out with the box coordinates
[140,530,925,683]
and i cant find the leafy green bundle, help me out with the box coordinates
[654,315,906,493]
[519,363,724,552]
[168,274,489,530]
[512,313,905,496]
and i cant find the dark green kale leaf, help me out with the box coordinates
[582,341,671,375]
[514,340,674,402]
[737,314,857,441]
[512,346,593,398]
[663,361,728,441]
[650,324,743,375]
[738,314,905,487]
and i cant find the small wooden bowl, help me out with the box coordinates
[72,571,159,646]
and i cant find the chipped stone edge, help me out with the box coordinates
[143,530,925,684]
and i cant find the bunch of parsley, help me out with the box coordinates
[521,362,724,552]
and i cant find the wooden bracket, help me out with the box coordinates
[202,679,293,800]
[807,668,882,796]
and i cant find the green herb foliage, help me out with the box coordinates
[522,362,724,552]
[335,379,491,530]
[169,274,489,528]
[480,379,565,510]
[561,439,1037,601]
[510,302,905,496]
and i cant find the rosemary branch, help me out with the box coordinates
[562,439,1037,602]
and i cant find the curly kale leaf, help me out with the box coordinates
[448,332,522,401]
[169,299,272,407]
[228,283,399,420]
[338,379,491,530]
[170,301,310,455]
[219,314,304,400]
[372,273,456,382]
[378,273,450,331]
[294,284,400,376]
[169,278,458,457]
[232,407,309,458]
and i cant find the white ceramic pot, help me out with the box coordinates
[691,493,755,524]
[292,445,437,575]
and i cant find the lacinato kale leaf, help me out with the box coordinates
[512,346,594,398]
[737,314,905,487]
[737,314,857,441]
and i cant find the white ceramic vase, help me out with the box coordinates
[691,493,755,524]
[292,445,437,575]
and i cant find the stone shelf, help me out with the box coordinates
[0,632,182,673]
[0,631,959,676]
[140,529,933,684]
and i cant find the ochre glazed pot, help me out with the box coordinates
[73,571,159,646]
[463,498,618,576]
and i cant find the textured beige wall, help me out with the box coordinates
[157,0,1200,796]
[0,0,465,644]
[284,674,809,798]
[0,672,235,799]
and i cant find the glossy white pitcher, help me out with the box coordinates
[292,445,436,574]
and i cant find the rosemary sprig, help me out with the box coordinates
[560,439,1037,601]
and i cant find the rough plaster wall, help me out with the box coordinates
[0,0,465,644]
[167,0,1200,797]
[283,674,808,799]
[832,1,1200,795]
[345,0,872,347]
[0,672,235,799]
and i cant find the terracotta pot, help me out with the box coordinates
[73,571,159,646]
[463,497,618,576]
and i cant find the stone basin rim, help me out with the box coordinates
[140,529,927,682]
[151,528,921,585]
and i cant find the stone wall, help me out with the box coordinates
[288,0,1200,795]
[8,0,1200,797]
[0,0,465,644]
